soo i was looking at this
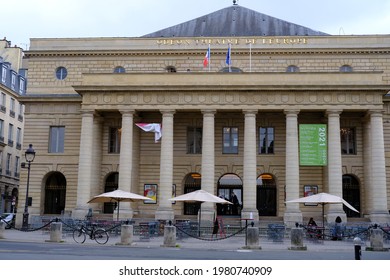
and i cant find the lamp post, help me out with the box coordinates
[22,144,35,230]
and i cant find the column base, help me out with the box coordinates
[369,212,390,224]
[283,211,303,228]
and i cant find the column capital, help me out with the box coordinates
[366,109,384,118]
[242,109,258,115]
[201,109,216,115]
[119,109,135,116]
[80,109,95,115]
[326,109,343,116]
[284,109,300,116]
[160,109,176,116]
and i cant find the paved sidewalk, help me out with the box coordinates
[1,228,384,253]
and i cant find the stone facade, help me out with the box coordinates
[15,11,390,227]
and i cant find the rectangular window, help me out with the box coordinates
[341,128,356,155]
[109,127,121,153]
[0,92,6,113]
[19,78,25,94]
[187,127,202,154]
[9,98,15,117]
[49,126,65,153]
[16,127,21,149]
[1,66,7,84]
[0,119,3,142]
[6,153,11,176]
[14,156,19,177]
[223,127,238,154]
[11,73,16,90]
[8,124,13,146]
[259,127,274,154]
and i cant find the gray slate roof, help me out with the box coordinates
[142,5,329,38]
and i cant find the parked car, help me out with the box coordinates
[0,213,15,229]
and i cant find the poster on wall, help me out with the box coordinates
[144,184,157,204]
[299,124,327,166]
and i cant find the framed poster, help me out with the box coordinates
[144,184,157,204]
[304,185,318,206]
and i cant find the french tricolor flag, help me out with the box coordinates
[135,123,162,143]
[203,44,210,68]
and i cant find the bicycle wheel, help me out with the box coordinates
[94,229,109,244]
[73,228,86,244]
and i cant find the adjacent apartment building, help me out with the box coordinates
[0,38,26,215]
[16,5,390,227]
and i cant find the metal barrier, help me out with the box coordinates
[267,224,285,242]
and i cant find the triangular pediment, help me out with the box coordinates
[142,5,328,38]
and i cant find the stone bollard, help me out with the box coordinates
[161,225,176,247]
[116,224,133,246]
[0,221,5,239]
[47,222,63,243]
[366,227,388,251]
[289,227,307,250]
[243,226,261,250]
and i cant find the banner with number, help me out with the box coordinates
[299,124,327,166]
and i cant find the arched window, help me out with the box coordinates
[44,172,67,214]
[286,65,300,72]
[217,174,242,216]
[114,66,126,73]
[103,172,119,214]
[183,173,201,215]
[340,65,353,72]
[256,173,277,216]
[219,67,243,73]
[166,66,177,73]
[342,175,360,217]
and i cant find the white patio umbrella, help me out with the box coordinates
[88,189,153,221]
[286,192,359,226]
[168,189,232,236]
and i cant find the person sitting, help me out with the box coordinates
[307,217,321,239]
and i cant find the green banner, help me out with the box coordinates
[299,124,327,166]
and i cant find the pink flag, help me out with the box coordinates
[135,123,162,142]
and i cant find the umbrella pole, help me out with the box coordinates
[198,203,202,237]
[322,203,325,239]
[117,201,120,221]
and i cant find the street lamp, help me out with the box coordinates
[22,144,35,230]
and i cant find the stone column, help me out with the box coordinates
[200,110,216,224]
[241,110,259,223]
[368,110,390,223]
[155,110,175,221]
[363,119,372,214]
[117,110,135,219]
[326,109,345,223]
[283,109,302,226]
[73,110,95,219]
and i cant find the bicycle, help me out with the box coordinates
[72,223,109,244]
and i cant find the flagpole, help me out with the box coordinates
[249,43,252,72]
[208,44,211,72]
[228,43,231,72]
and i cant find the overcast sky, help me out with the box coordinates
[2,0,390,49]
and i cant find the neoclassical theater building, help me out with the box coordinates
[16,5,390,226]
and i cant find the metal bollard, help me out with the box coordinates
[354,237,362,260]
